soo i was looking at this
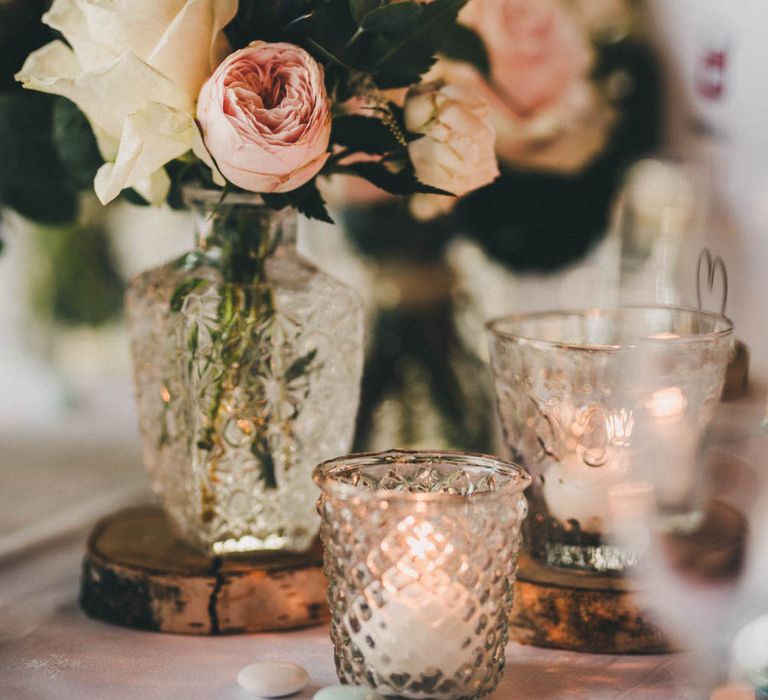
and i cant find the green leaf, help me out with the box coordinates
[351,0,383,23]
[264,180,334,224]
[340,160,454,197]
[250,436,278,489]
[285,348,318,383]
[307,0,358,63]
[331,114,401,154]
[261,193,292,212]
[0,92,77,224]
[362,2,422,33]
[367,0,471,87]
[51,97,102,189]
[306,37,359,71]
[293,181,334,223]
[439,23,490,76]
[121,188,150,207]
[170,277,207,313]
[188,323,199,356]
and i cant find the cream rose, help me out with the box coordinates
[197,42,332,194]
[405,81,499,220]
[451,0,614,172]
[15,0,236,205]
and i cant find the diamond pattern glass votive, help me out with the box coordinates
[314,450,530,700]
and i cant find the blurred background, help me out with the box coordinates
[1,0,768,689]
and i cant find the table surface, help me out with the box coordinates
[1,380,766,700]
[0,527,703,700]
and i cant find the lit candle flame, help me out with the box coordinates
[405,519,437,559]
[646,386,687,420]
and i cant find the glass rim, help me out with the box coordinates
[313,449,531,503]
[183,185,267,207]
[485,305,734,352]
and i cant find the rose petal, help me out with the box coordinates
[93,102,199,204]
[147,0,237,99]
[132,168,173,206]
[19,0,232,204]
[43,0,115,72]
[406,81,499,201]
[44,0,234,100]
[17,44,193,149]
[461,0,593,114]
[55,0,186,68]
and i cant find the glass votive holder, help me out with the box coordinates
[487,306,733,573]
[313,449,530,700]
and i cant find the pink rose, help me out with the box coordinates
[441,0,614,172]
[197,41,331,193]
[445,62,614,172]
[461,0,592,114]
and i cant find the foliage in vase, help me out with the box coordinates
[328,0,661,270]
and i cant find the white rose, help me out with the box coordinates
[15,0,236,205]
[405,81,499,220]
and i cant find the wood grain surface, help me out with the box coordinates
[79,505,329,635]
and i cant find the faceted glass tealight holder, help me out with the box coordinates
[314,450,530,700]
[487,306,733,573]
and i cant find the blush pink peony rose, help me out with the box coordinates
[438,0,614,173]
[461,0,591,114]
[197,41,331,193]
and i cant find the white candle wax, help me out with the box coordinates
[541,387,696,532]
[542,453,629,533]
[540,404,633,533]
[643,387,698,507]
[349,517,477,685]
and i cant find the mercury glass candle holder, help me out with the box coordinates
[487,306,733,573]
[314,450,530,700]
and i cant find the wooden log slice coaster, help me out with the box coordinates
[510,555,670,655]
[509,500,747,654]
[80,505,329,635]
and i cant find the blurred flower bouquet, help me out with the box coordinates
[453,0,661,268]
[321,0,662,453]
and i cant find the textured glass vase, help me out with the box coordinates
[126,189,364,555]
[315,450,530,700]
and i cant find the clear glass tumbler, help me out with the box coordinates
[314,449,530,700]
[487,306,733,572]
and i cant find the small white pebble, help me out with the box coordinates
[237,661,309,698]
[313,685,385,700]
